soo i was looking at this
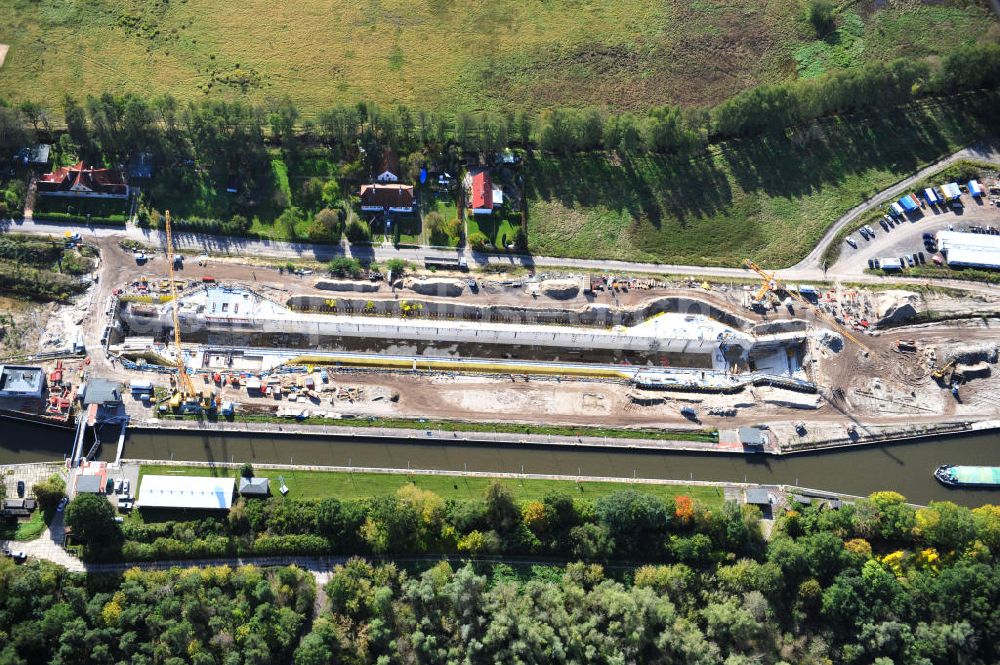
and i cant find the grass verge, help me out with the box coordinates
[867,265,1000,285]
[136,463,726,505]
[153,412,718,443]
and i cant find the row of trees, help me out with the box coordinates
[5,41,1000,170]
[291,491,1000,664]
[69,479,1000,572]
[106,484,764,564]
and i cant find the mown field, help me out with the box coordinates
[0,0,993,117]
[526,96,996,267]
[137,464,725,506]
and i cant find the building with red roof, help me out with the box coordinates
[36,161,129,198]
[467,169,504,215]
[359,183,415,213]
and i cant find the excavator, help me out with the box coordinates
[164,210,216,412]
[743,259,866,350]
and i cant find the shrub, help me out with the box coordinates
[328,256,362,278]
[807,0,835,37]
[252,534,330,556]
[345,219,371,244]
[468,231,489,251]
[384,258,408,276]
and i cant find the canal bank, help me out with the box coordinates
[2,416,997,506]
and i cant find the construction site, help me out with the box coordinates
[10,212,967,452]
[4,210,1000,456]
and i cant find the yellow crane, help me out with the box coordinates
[164,211,196,402]
[742,259,867,349]
[742,259,780,307]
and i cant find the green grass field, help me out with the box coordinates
[467,213,521,250]
[0,510,47,541]
[526,97,996,267]
[1,0,992,117]
[137,464,725,506]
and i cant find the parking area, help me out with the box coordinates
[1,463,65,500]
[106,464,140,513]
[833,197,1000,275]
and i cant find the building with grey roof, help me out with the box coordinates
[81,378,122,406]
[0,365,44,399]
[239,477,270,497]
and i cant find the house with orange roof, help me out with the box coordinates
[36,161,129,198]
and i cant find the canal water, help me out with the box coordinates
[3,417,998,507]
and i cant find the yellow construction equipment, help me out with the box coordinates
[743,259,780,307]
[164,211,197,399]
[932,359,956,381]
[743,259,866,349]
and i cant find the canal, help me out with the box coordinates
[3,417,998,506]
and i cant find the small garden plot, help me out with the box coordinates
[423,198,463,247]
[33,196,127,223]
[468,211,522,250]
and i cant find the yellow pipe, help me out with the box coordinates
[285,355,633,379]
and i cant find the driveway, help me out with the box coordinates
[0,510,84,572]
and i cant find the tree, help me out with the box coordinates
[315,498,346,541]
[484,482,520,535]
[240,463,255,478]
[914,502,975,552]
[424,211,449,246]
[508,225,527,252]
[309,208,343,241]
[64,493,118,547]
[807,0,835,37]
[345,219,371,244]
[321,180,341,207]
[595,490,670,557]
[972,505,1000,551]
[569,523,614,559]
[18,101,45,134]
[32,474,66,512]
[521,500,546,536]
[0,104,30,157]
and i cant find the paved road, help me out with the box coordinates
[4,141,1000,292]
[790,141,1000,273]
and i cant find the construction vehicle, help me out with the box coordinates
[896,340,917,353]
[164,210,215,412]
[742,259,780,309]
[743,259,866,350]
[932,359,957,382]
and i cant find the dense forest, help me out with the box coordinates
[6,490,1000,664]
[0,561,315,665]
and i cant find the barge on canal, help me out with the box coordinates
[935,465,1000,488]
